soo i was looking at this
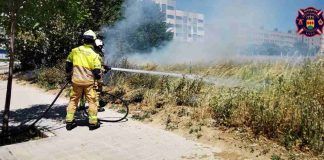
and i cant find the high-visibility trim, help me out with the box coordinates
[89,115,98,124]
[73,65,93,79]
[66,113,74,122]
[72,65,95,85]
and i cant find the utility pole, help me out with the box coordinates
[2,1,17,136]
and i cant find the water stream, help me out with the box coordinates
[111,67,242,87]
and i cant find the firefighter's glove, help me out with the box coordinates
[93,69,101,80]
[103,65,111,73]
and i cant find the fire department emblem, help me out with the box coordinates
[296,7,323,37]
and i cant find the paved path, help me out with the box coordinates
[0,80,223,160]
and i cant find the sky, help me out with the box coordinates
[176,0,324,32]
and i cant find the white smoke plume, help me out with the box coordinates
[103,0,281,65]
[102,0,162,65]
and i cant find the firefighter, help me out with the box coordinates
[93,39,111,112]
[65,30,102,130]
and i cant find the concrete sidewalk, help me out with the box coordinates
[0,80,222,160]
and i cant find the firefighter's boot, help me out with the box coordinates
[89,122,100,130]
[66,120,77,131]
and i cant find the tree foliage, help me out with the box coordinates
[127,2,173,53]
[105,0,173,59]
[129,22,173,53]
[129,1,173,53]
[0,0,124,69]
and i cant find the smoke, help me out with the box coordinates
[102,0,164,65]
[103,0,278,65]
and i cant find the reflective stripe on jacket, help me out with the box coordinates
[67,44,101,85]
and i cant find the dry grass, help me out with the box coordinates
[104,57,324,155]
[27,56,324,155]
[35,62,65,89]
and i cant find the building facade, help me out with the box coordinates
[238,28,321,48]
[152,0,205,42]
[237,27,324,55]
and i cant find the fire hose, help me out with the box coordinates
[1,66,218,138]
[0,82,69,138]
[80,91,129,123]
[1,79,129,138]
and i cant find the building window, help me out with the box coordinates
[193,34,198,40]
[193,26,197,33]
[183,16,188,23]
[167,15,174,19]
[198,19,204,23]
[162,4,166,12]
[198,27,204,31]
[193,18,198,23]
[176,16,182,20]
[183,27,188,33]
[167,5,175,10]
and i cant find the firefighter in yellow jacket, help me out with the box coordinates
[65,30,101,130]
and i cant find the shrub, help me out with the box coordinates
[173,77,204,106]
[36,63,65,89]
[210,59,324,153]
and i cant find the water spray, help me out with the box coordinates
[110,67,241,87]
[111,67,198,79]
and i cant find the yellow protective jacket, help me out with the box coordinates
[66,44,101,85]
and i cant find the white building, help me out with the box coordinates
[238,27,323,55]
[152,0,205,42]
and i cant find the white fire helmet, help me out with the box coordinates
[95,39,103,47]
[83,30,97,40]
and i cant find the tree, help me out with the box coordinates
[127,1,173,53]
[0,0,124,135]
[81,0,124,31]
[1,0,124,69]
[0,0,22,136]
[105,0,173,59]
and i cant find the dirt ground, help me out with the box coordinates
[129,104,323,160]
